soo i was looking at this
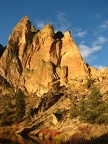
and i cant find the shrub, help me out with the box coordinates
[95,115,108,124]
[69,86,108,124]
[70,96,79,118]
[79,95,86,114]
[79,87,106,124]
[0,108,12,126]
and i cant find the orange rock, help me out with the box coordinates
[0,16,91,95]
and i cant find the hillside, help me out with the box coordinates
[0,16,108,143]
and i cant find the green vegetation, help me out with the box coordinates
[0,89,26,125]
[0,108,11,126]
[15,89,26,123]
[70,86,108,124]
[0,84,108,127]
[70,96,79,118]
[0,95,14,126]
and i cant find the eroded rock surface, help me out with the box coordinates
[0,16,108,142]
[0,16,100,95]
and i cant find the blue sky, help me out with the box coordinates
[0,0,108,69]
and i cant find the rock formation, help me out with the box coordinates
[0,44,5,58]
[0,16,93,96]
[0,16,108,143]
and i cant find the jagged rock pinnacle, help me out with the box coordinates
[0,16,91,95]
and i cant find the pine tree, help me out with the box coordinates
[79,87,106,124]
[15,89,25,123]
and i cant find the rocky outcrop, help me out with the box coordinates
[0,16,108,144]
[60,31,90,78]
[0,44,5,57]
[0,16,90,95]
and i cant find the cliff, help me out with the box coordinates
[0,16,90,96]
[0,16,108,143]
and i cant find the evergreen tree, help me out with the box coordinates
[0,108,11,126]
[79,87,106,124]
[15,89,25,123]
[88,87,102,108]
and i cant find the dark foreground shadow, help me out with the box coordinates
[0,134,40,144]
[1,133,108,144]
[85,134,108,144]
[0,138,19,144]
[63,133,108,144]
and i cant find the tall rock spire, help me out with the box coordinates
[0,16,90,95]
[61,31,90,78]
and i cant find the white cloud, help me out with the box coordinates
[74,31,87,38]
[56,11,71,32]
[35,20,47,29]
[98,20,108,30]
[94,65,106,70]
[79,43,102,59]
[78,35,108,64]
[92,36,108,46]
[35,11,71,33]
[34,14,107,66]
[72,27,87,38]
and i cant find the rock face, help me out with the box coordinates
[0,16,90,95]
[1,16,108,142]
[0,44,5,57]
[60,31,89,78]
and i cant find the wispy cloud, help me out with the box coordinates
[34,12,107,68]
[74,31,87,38]
[79,43,102,59]
[35,20,47,29]
[92,36,108,46]
[78,35,108,62]
[56,11,71,32]
[98,20,108,30]
[35,11,71,32]
[94,65,106,70]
